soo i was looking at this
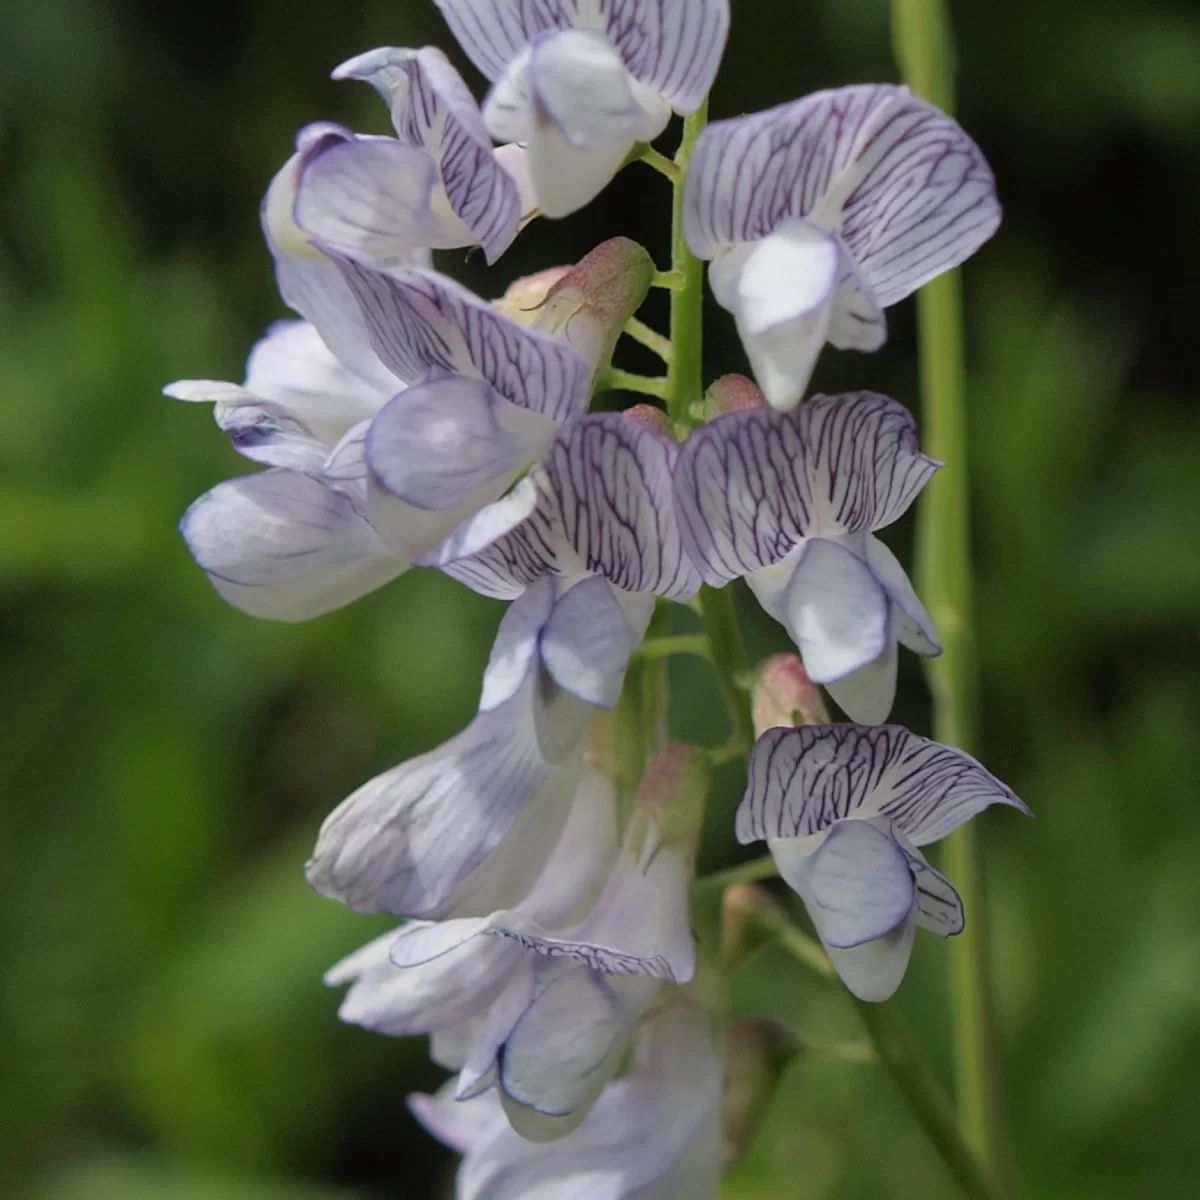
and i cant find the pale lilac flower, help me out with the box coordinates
[286,47,534,265]
[433,0,731,217]
[167,320,411,620]
[739,723,1030,1001]
[674,391,941,723]
[411,994,723,1199]
[685,85,1001,408]
[328,745,702,1141]
[306,573,641,921]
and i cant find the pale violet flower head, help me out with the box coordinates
[685,85,1001,409]
[283,46,535,266]
[739,724,1031,1001]
[674,391,942,723]
[432,0,731,217]
[410,994,723,1199]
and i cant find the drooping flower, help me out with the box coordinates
[432,0,731,217]
[285,46,535,266]
[328,745,704,1141]
[167,320,411,620]
[674,391,941,723]
[410,993,723,1200]
[306,573,639,920]
[685,85,1001,408]
[738,723,1031,1001]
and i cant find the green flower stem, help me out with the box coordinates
[623,316,674,364]
[634,633,711,662]
[693,853,778,894]
[639,145,682,180]
[769,921,1006,1200]
[891,0,1009,1190]
[698,584,753,759]
[652,270,685,291]
[665,101,708,427]
[595,366,667,398]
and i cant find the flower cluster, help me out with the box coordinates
[168,1,1029,1193]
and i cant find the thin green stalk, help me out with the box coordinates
[693,853,778,894]
[769,922,1006,1200]
[892,0,1009,1189]
[698,584,753,759]
[624,316,674,364]
[595,366,667,399]
[635,633,711,662]
[639,145,682,180]
[665,101,708,426]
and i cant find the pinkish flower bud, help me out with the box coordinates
[751,652,830,737]
[636,743,710,849]
[506,238,655,377]
[704,373,766,419]
[494,266,573,326]
[723,1019,802,1165]
[622,404,669,432]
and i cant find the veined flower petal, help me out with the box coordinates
[327,46,523,262]
[674,392,940,586]
[822,606,900,725]
[864,534,942,657]
[432,0,729,115]
[180,470,405,621]
[685,85,1000,306]
[324,255,591,424]
[436,412,702,601]
[737,723,1030,847]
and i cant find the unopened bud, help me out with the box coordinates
[494,266,573,326]
[751,652,830,737]
[500,238,655,377]
[723,1019,802,1165]
[704,373,766,419]
[636,743,709,848]
[622,404,669,432]
[721,882,785,970]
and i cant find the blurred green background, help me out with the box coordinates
[3,0,1199,1196]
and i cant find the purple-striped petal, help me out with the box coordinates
[900,843,965,936]
[685,85,1000,306]
[329,46,522,262]
[323,256,591,424]
[433,0,728,116]
[180,470,405,622]
[439,413,702,600]
[737,723,1030,847]
[675,392,940,586]
[487,837,695,983]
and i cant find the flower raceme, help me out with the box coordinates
[166,0,1021,1186]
